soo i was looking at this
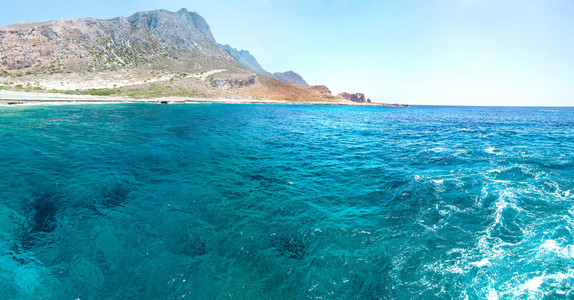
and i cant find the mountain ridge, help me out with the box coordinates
[218,44,270,76]
[0,8,400,105]
[272,71,309,86]
[218,44,310,86]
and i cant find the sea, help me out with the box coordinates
[0,103,573,299]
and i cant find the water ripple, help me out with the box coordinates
[0,104,573,298]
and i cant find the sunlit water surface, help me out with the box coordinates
[1,104,573,299]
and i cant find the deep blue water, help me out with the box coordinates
[1,103,573,299]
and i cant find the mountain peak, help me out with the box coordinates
[272,71,309,86]
[127,8,216,47]
[0,8,338,102]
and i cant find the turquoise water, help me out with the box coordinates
[1,103,573,299]
[0,93,57,99]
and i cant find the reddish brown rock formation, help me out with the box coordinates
[339,92,370,103]
[310,85,334,97]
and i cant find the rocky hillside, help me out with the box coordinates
[0,9,341,102]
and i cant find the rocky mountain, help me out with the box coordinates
[218,44,309,86]
[272,71,308,86]
[218,44,270,76]
[0,9,236,72]
[127,9,216,47]
[0,8,394,105]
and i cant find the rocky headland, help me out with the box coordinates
[339,92,371,103]
[0,8,406,106]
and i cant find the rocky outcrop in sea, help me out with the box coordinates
[339,92,371,103]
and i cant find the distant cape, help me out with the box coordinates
[0,8,395,104]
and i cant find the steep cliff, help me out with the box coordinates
[0,9,234,73]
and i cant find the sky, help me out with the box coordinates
[1,0,573,106]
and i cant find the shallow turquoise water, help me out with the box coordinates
[0,93,56,99]
[0,103,573,299]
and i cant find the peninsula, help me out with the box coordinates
[0,8,406,106]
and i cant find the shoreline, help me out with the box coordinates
[0,92,408,107]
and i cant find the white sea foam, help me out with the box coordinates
[487,289,499,300]
[446,248,466,255]
[445,265,464,274]
[539,239,574,258]
[492,180,511,184]
[428,147,448,153]
[470,258,491,268]
[523,276,543,291]
[484,147,503,155]
[432,179,444,184]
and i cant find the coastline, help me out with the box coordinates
[0,91,408,107]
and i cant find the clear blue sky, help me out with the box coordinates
[1,0,573,106]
